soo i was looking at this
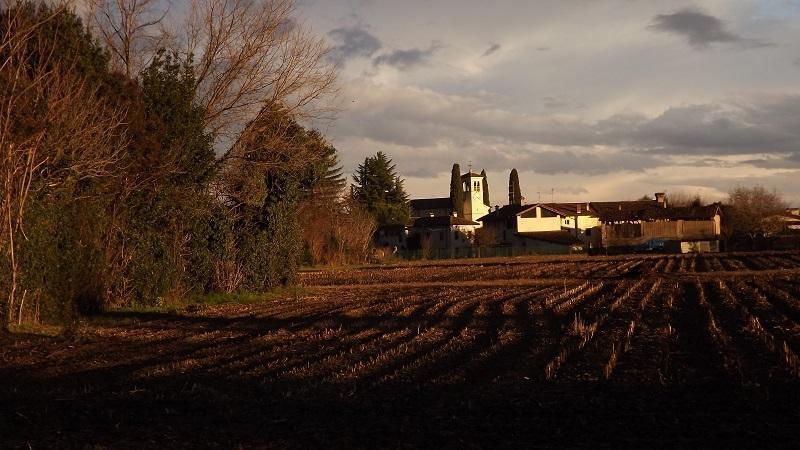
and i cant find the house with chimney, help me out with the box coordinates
[593,193,723,253]
[478,202,598,253]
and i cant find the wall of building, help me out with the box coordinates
[601,218,719,247]
[412,207,451,218]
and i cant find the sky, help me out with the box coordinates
[296,0,800,206]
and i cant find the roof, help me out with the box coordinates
[597,204,721,222]
[460,172,483,179]
[409,197,452,212]
[591,200,660,213]
[533,202,596,216]
[516,231,584,246]
[410,216,479,228]
[478,204,533,222]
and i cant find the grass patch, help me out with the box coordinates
[9,323,63,337]
[83,286,313,328]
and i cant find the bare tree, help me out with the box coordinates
[726,185,787,243]
[86,0,339,158]
[665,190,705,207]
[0,2,127,331]
[183,0,338,142]
[85,0,170,78]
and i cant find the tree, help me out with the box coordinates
[86,0,339,151]
[667,191,704,208]
[86,0,169,78]
[298,129,345,204]
[726,185,787,244]
[481,169,489,206]
[508,169,521,206]
[352,152,409,226]
[0,2,127,331]
[140,49,215,185]
[450,163,464,217]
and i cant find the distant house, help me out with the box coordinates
[594,195,722,253]
[407,215,480,251]
[477,202,596,253]
[410,197,453,218]
[776,209,800,231]
[374,224,406,249]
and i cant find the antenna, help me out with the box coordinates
[537,186,541,203]
[468,160,473,173]
[551,188,555,203]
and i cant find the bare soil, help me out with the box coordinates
[3,252,800,448]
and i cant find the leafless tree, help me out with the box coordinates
[726,185,787,242]
[87,0,338,146]
[665,190,706,208]
[184,0,338,142]
[84,0,170,78]
[0,1,127,331]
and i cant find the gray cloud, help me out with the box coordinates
[650,7,771,50]
[745,152,800,169]
[519,151,664,175]
[373,42,442,70]
[481,42,501,57]
[631,98,800,155]
[336,85,800,179]
[328,25,383,64]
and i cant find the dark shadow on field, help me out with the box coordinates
[2,304,800,449]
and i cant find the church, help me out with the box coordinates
[399,169,491,253]
[409,170,491,222]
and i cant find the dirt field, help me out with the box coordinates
[3,252,800,448]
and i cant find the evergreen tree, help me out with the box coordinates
[508,168,522,206]
[450,163,464,217]
[140,49,215,185]
[481,169,490,206]
[352,152,409,225]
[300,129,346,204]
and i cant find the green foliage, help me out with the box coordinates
[508,168,521,206]
[352,152,410,225]
[481,169,490,207]
[300,129,346,204]
[239,175,302,290]
[2,5,333,330]
[140,50,215,185]
[450,164,464,217]
[0,2,110,83]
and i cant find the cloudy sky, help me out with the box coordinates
[297,0,800,206]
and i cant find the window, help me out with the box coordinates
[474,181,481,192]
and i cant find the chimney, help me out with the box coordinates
[655,192,667,208]
[495,205,500,211]
[452,211,458,217]
[577,203,582,213]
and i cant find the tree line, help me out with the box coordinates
[0,0,375,332]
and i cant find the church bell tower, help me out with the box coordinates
[461,171,490,222]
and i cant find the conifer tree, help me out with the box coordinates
[481,169,490,206]
[450,163,464,217]
[508,169,522,206]
[352,152,409,225]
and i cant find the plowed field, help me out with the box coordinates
[3,251,800,448]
